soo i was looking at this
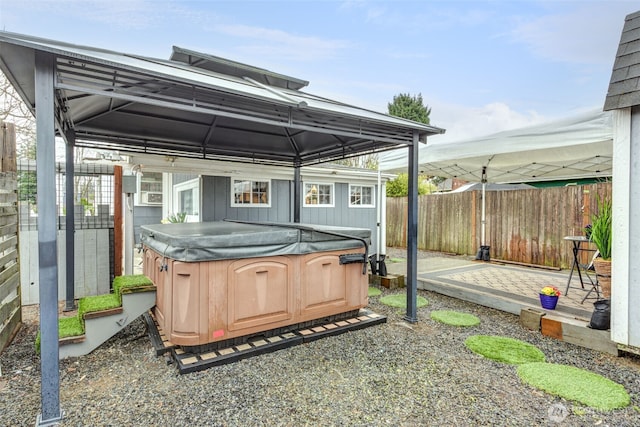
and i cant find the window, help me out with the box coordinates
[231,179,271,207]
[304,182,334,207]
[349,184,375,208]
[136,171,163,206]
[173,178,200,222]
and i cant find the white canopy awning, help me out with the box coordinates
[380,109,613,183]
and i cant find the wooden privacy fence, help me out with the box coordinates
[386,182,612,269]
[1,122,20,353]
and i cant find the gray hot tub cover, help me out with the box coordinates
[140,221,371,262]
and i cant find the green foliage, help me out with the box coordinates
[517,362,630,410]
[17,136,36,160]
[590,197,612,260]
[332,154,378,170]
[165,212,187,223]
[80,197,95,216]
[387,93,431,124]
[17,170,37,205]
[386,173,430,197]
[464,335,546,364]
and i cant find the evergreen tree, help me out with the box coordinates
[387,93,431,124]
[385,93,434,196]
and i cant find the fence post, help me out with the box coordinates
[0,121,21,355]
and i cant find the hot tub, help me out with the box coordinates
[141,221,370,349]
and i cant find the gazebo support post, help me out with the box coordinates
[64,131,75,311]
[404,130,419,323]
[35,50,63,426]
[293,165,301,223]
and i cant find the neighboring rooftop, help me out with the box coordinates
[604,10,640,110]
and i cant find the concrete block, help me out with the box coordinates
[382,274,405,289]
[369,274,405,289]
[520,308,545,331]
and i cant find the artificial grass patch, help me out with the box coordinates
[78,293,121,318]
[59,315,85,338]
[430,310,480,327]
[77,274,153,319]
[379,293,428,309]
[35,274,155,351]
[464,335,545,364]
[517,362,630,410]
[368,287,382,297]
[113,274,154,294]
[35,316,85,352]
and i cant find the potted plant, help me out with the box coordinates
[161,212,187,223]
[539,286,561,310]
[590,197,612,298]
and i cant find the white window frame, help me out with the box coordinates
[135,171,163,206]
[349,184,376,208]
[230,178,272,207]
[173,178,200,222]
[303,182,335,207]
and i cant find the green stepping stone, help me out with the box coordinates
[368,287,382,297]
[517,362,630,410]
[465,335,545,365]
[430,310,480,327]
[379,293,428,309]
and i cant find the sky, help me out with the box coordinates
[0,0,638,145]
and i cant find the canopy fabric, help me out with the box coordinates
[0,31,444,167]
[449,182,535,192]
[380,109,613,183]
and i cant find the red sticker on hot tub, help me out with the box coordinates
[212,329,224,339]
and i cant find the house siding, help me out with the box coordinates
[173,173,196,185]
[201,176,291,223]
[133,205,162,243]
[200,176,379,250]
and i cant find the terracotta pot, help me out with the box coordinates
[593,258,612,298]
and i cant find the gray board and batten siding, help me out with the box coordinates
[133,173,198,243]
[133,174,380,251]
[133,174,377,253]
[201,176,379,251]
[133,205,162,244]
[201,176,292,223]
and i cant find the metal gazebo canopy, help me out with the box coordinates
[0,31,442,166]
[0,31,444,425]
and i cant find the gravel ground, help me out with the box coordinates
[1,249,639,426]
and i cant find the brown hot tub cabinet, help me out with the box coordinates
[141,221,370,349]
